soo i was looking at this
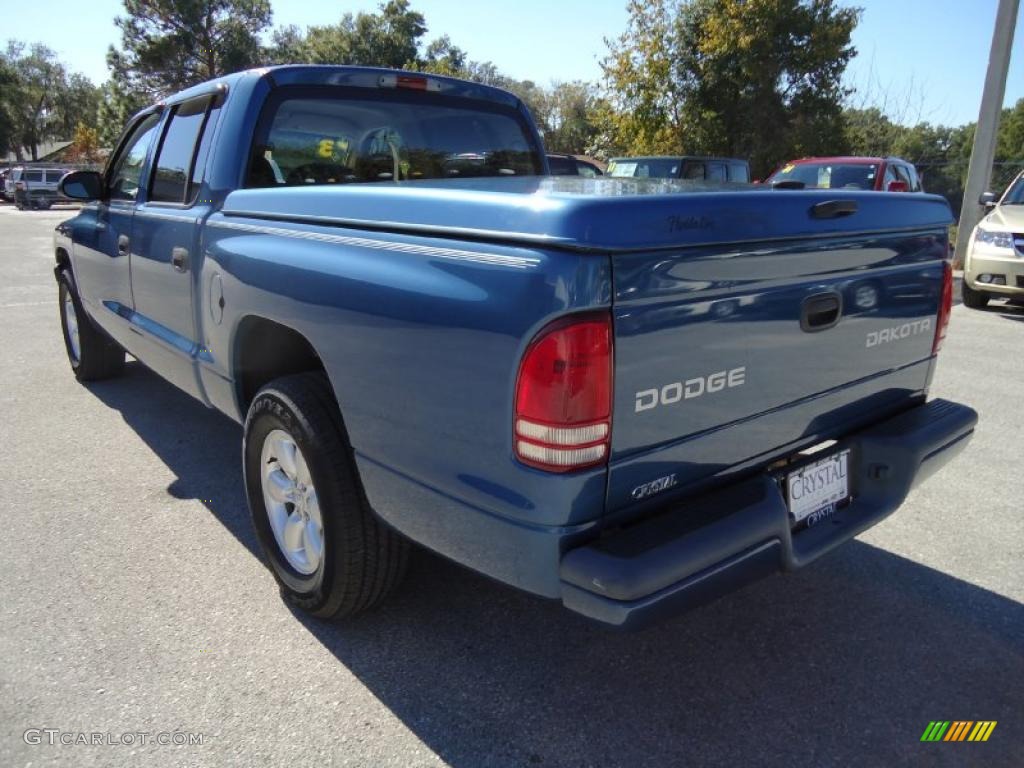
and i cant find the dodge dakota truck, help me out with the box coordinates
[53,65,976,629]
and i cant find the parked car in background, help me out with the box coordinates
[765,156,922,192]
[607,156,751,183]
[962,171,1024,308]
[8,166,71,209]
[546,154,604,177]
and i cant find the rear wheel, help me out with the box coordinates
[243,372,409,619]
[58,269,125,381]
[962,281,989,309]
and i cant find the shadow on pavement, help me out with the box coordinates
[87,360,1024,767]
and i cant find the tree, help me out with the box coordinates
[267,1,426,69]
[110,0,272,98]
[2,42,70,160]
[603,0,861,177]
[96,77,150,146]
[541,81,605,155]
[66,123,104,164]
[0,57,17,158]
[51,73,100,140]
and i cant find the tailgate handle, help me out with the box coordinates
[801,291,843,332]
[811,200,858,219]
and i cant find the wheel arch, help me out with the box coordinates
[232,314,333,416]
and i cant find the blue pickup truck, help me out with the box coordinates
[53,66,976,628]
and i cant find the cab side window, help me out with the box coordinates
[108,113,162,201]
[706,162,727,182]
[682,162,705,180]
[150,97,213,204]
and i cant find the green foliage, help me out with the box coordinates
[66,122,104,164]
[843,100,1024,217]
[265,0,425,69]
[603,0,860,176]
[0,41,102,160]
[96,78,150,146]
[110,0,272,97]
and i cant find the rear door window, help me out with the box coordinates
[706,162,727,182]
[150,97,211,203]
[727,163,749,182]
[681,162,705,180]
[45,170,66,184]
[25,170,43,183]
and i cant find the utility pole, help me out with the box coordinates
[955,0,1020,263]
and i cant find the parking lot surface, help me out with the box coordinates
[1,205,1021,767]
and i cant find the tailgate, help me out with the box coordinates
[609,223,949,512]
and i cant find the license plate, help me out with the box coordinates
[786,449,850,523]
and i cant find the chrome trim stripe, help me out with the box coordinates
[135,209,199,223]
[207,218,542,268]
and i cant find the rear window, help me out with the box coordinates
[608,159,680,178]
[547,156,577,175]
[247,88,542,187]
[769,162,878,190]
[728,163,750,182]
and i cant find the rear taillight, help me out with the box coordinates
[933,260,953,354]
[514,313,612,472]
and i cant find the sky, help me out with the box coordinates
[3,0,1023,127]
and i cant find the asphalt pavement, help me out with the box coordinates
[0,204,1021,768]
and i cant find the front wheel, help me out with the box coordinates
[58,269,125,381]
[962,281,989,309]
[243,372,409,619]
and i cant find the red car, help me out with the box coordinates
[765,156,922,192]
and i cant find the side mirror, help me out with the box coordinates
[59,170,104,201]
[978,191,998,209]
[886,180,908,192]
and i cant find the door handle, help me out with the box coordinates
[171,247,190,273]
[117,235,129,256]
[811,200,858,219]
[800,291,842,332]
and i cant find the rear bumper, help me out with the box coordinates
[560,398,977,629]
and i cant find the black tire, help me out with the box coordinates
[962,281,989,309]
[243,372,409,619]
[58,269,125,381]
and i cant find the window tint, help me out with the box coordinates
[191,102,221,192]
[883,164,899,189]
[681,162,705,180]
[108,113,161,201]
[706,162,727,182]
[25,170,43,182]
[769,162,878,190]
[893,164,919,191]
[249,90,542,187]
[547,156,576,175]
[45,170,66,183]
[150,98,209,203]
[728,163,750,182]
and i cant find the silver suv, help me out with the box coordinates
[6,167,70,210]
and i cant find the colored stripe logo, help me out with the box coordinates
[921,721,997,742]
